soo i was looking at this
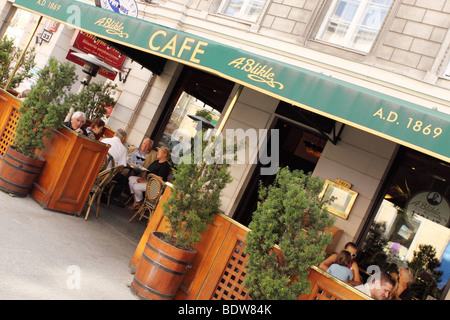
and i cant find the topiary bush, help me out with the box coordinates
[13,57,77,158]
[244,167,335,300]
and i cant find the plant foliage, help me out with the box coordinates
[162,130,232,250]
[69,81,117,120]
[0,36,36,89]
[244,167,335,300]
[13,58,77,158]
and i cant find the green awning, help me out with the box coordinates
[14,0,450,162]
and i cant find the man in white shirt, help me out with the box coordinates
[101,128,128,169]
[355,271,395,300]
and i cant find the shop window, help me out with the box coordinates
[316,0,392,53]
[157,91,221,160]
[153,67,234,164]
[217,0,267,22]
[358,148,450,300]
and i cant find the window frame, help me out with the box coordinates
[217,0,267,22]
[316,0,392,53]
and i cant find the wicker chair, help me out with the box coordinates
[128,174,165,223]
[85,165,123,220]
[99,152,115,171]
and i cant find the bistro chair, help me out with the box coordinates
[99,152,115,171]
[85,165,123,220]
[128,174,165,223]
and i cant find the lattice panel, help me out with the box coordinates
[0,107,20,157]
[311,283,344,300]
[211,240,249,300]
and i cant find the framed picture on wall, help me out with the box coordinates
[319,179,358,219]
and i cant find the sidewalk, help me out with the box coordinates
[0,190,147,300]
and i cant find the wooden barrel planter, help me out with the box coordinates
[130,231,197,300]
[0,146,45,197]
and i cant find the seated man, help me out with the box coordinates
[355,271,395,300]
[128,138,156,166]
[110,138,157,203]
[100,128,128,169]
[63,111,88,136]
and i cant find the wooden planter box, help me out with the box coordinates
[0,89,110,215]
[129,187,354,300]
[0,89,21,160]
[31,126,109,215]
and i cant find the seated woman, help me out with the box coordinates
[86,118,105,140]
[326,250,354,283]
[63,111,88,136]
[128,146,171,210]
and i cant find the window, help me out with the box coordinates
[358,148,450,300]
[443,60,450,79]
[218,0,266,22]
[317,0,392,52]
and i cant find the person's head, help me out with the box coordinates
[70,111,86,130]
[368,271,396,300]
[344,242,358,260]
[140,138,152,153]
[398,267,414,286]
[91,118,105,135]
[387,263,399,283]
[156,146,170,161]
[115,128,127,143]
[336,250,352,267]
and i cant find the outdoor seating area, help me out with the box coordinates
[0,88,442,301]
[128,186,365,300]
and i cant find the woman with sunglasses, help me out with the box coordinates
[319,242,362,286]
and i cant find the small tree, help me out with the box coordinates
[161,130,232,250]
[70,81,117,120]
[0,36,36,89]
[13,58,77,158]
[244,167,335,300]
[409,244,443,299]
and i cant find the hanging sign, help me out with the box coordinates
[406,191,450,227]
[70,30,127,70]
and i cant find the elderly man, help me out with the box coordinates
[110,137,155,204]
[101,128,128,169]
[63,111,88,136]
[128,138,156,166]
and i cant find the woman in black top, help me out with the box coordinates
[128,146,171,210]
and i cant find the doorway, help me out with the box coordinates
[232,117,327,226]
[151,66,235,151]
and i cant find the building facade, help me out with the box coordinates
[2,0,449,298]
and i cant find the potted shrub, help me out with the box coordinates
[70,81,117,120]
[131,130,232,300]
[244,167,335,300]
[0,35,36,93]
[0,57,77,196]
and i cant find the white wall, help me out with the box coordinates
[313,126,398,249]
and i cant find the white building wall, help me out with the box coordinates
[218,86,279,215]
[313,126,398,249]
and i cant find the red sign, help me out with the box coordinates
[70,30,126,70]
[66,49,117,81]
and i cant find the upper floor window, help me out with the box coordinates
[443,61,450,79]
[218,0,267,22]
[317,0,392,53]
